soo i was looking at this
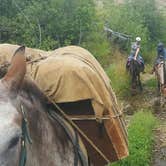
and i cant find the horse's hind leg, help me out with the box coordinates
[138,74,143,91]
[157,81,161,96]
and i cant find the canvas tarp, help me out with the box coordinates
[0,44,128,164]
[30,46,118,118]
[0,43,50,63]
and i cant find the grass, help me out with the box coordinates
[106,58,130,98]
[110,110,157,166]
[145,78,157,89]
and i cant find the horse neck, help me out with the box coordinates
[18,83,77,166]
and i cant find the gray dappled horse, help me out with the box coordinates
[0,46,89,166]
[128,59,143,94]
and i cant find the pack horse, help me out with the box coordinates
[0,44,128,166]
[0,46,89,166]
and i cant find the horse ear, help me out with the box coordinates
[2,46,26,93]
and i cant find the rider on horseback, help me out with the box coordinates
[152,42,166,73]
[126,37,144,72]
[155,42,166,65]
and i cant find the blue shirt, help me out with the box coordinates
[130,42,140,55]
[127,54,144,64]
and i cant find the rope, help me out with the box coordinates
[27,56,48,64]
[68,114,122,121]
[48,110,88,166]
[47,98,110,164]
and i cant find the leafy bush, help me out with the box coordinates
[0,0,96,50]
[82,30,111,66]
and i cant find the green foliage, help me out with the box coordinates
[145,78,157,89]
[111,110,157,166]
[82,23,111,66]
[1,0,166,65]
[106,59,130,98]
[83,32,110,63]
[102,0,166,62]
[81,5,112,66]
[0,0,96,50]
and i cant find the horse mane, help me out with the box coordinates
[20,77,51,107]
[19,77,70,151]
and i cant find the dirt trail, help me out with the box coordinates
[123,72,166,166]
[142,73,166,166]
[152,111,166,166]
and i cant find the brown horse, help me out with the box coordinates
[0,46,89,166]
[128,59,143,94]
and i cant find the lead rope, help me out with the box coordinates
[74,131,79,166]
[19,105,32,166]
[48,110,88,166]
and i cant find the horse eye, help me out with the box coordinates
[8,136,20,149]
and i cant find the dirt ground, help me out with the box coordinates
[143,73,166,166]
[152,109,166,166]
[123,73,166,166]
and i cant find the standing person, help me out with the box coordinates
[126,37,144,72]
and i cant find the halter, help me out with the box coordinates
[19,105,32,166]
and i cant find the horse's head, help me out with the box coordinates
[0,46,26,166]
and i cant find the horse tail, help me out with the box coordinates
[129,59,136,78]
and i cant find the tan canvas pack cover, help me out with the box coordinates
[0,43,51,64]
[0,44,128,165]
